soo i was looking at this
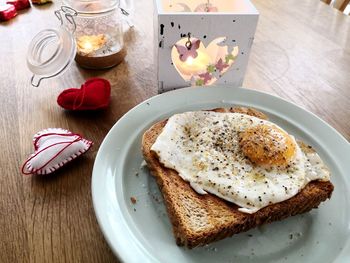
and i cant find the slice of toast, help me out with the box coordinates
[141,107,334,248]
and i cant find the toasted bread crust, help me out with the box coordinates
[141,108,334,248]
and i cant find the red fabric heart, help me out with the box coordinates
[7,0,31,10]
[57,78,111,111]
[0,4,17,21]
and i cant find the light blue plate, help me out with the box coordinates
[92,86,350,263]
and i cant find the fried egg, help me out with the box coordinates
[151,111,330,214]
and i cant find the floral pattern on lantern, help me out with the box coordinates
[171,35,238,86]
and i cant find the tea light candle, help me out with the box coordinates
[77,34,107,56]
[75,33,125,69]
[180,51,210,76]
[172,49,210,78]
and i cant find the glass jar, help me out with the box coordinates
[63,0,125,69]
[27,1,132,87]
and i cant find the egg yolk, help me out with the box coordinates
[239,125,296,167]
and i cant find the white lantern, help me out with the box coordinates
[155,0,259,93]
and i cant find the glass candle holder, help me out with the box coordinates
[63,0,126,69]
[27,1,132,86]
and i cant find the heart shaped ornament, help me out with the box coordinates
[57,78,111,111]
[22,128,93,175]
[6,0,31,10]
[0,4,17,21]
[171,37,238,86]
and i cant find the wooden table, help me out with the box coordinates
[0,0,349,262]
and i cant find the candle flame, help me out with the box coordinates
[186,56,194,65]
[77,34,106,56]
[172,49,210,78]
[82,41,93,50]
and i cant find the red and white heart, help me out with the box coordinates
[0,4,17,21]
[6,0,31,10]
[171,37,239,86]
[22,128,93,175]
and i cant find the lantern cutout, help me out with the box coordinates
[155,0,259,93]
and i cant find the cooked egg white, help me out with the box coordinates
[151,111,330,214]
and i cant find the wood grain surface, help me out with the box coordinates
[0,0,349,262]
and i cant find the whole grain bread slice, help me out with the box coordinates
[141,107,334,248]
